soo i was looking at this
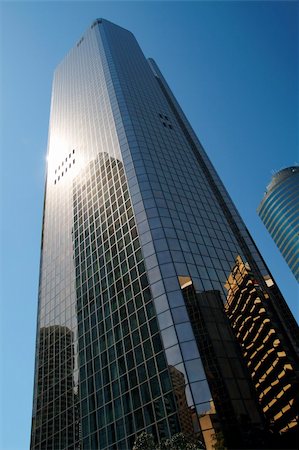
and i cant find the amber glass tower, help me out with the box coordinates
[31,19,299,450]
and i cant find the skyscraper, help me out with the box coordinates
[225,256,299,442]
[31,19,299,450]
[258,166,299,282]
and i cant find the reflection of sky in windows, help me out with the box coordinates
[165,344,183,366]
[185,359,205,383]
[175,322,194,342]
[172,306,189,324]
[191,381,212,405]
[161,326,178,348]
[181,341,200,361]
[157,309,173,330]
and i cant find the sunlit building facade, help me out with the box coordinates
[258,166,299,281]
[225,256,299,445]
[31,19,299,450]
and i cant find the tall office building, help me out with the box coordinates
[225,256,299,442]
[258,166,299,281]
[31,19,299,450]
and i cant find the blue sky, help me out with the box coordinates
[0,1,298,449]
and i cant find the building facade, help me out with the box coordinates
[258,166,299,281]
[225,256,299,446]
[31,19,299,450]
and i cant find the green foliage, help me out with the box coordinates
[133,432,205,450]
[132,431,156,450]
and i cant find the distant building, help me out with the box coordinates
[258,166,299,281]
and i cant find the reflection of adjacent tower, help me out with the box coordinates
[225,256,299,443]
[168,365,194,439]
[31,326,80,449]
[168,365,219,450]
[180,278,264,449]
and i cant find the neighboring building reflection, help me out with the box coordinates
[225,255,299,446]
[168,365,195,439]
[181,280,265,449]
[197,401,219,450]
[169,364,218,450]
[31,326,80,449]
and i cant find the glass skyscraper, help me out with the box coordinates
[258,166,299,282]
[31,19,299,450]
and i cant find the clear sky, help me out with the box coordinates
[0,1,298,449]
